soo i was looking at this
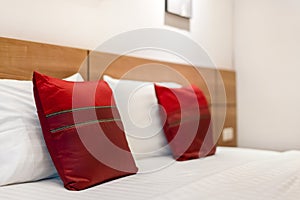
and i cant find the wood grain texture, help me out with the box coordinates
[215,69,237,105]
[0,37,88,80]
[89,51,215,104]
[215,70,237,146]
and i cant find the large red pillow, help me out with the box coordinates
[33,72,138,191]
[154,84,216,161]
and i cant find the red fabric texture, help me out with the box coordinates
[33,72,138,191]
[154,84,216,161]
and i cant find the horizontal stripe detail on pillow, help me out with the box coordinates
[46,106,117,118]
[49,119,122,133]
[45,106,121,133]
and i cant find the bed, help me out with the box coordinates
[1,147,300,200]
[1,37,300,199]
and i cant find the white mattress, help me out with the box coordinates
[1,147,300,200]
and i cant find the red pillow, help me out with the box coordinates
[33,72,138,191]
[154,84,216,161]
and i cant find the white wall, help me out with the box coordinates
[235,0,300,151]
[0,0,233,69]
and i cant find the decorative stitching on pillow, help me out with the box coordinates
[46,106,117,118]
[50,118,122,133]
[46,106,121,133]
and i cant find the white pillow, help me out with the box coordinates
[0,73,84,186]
[103,75,182,161]
[63,73,84,82]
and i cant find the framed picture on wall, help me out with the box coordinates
[165,0,192,19]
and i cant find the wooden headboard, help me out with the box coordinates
[89,52,215,103]
[0,37,236,147]
[0,37,88,80]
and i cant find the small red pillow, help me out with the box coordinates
[33,72,138,191]
[154,84,216,161]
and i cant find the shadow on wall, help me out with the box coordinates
[164,13,190,31]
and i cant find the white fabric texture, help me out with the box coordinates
[103,75,182,162]
[0,73,84,186]
[62,73,84,82]
[1,147,300,200]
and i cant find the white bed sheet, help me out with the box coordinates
[1,147,299,200]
